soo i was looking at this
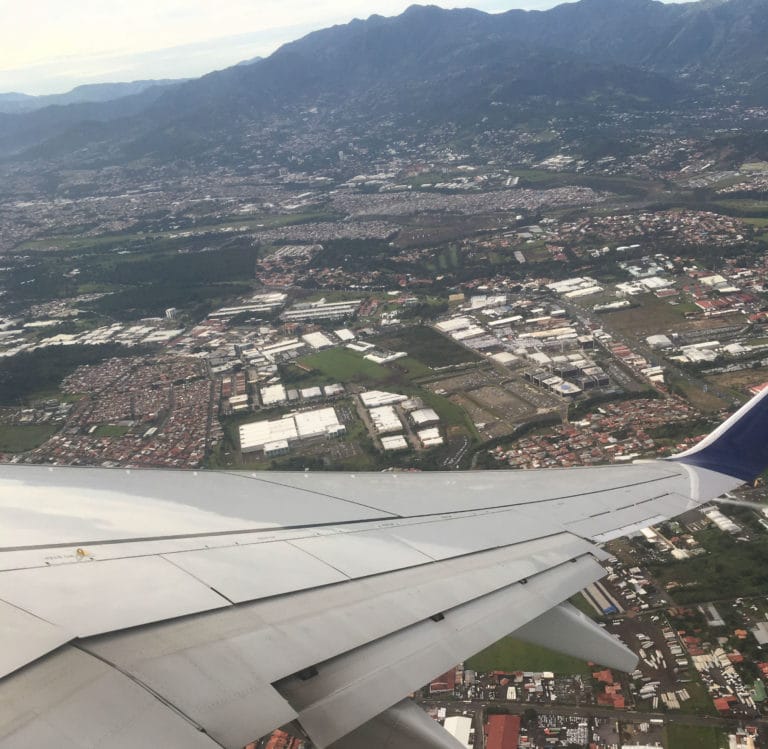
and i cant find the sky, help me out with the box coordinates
[0,0,565,95]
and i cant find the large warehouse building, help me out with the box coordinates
[239,407,345,454]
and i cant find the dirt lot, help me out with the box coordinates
[604,294,743,339]
[429,368,562,438]
[707,366,768,396]
[466,385,534,421]
[449,394,506,439]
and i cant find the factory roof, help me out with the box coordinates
[301,331,335,349]
[260,383,288,406]
[360,390,407,407]
[380,435,409,451]
[369,405,403,434]
[411,408,440,426]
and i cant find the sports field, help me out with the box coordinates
[663,724,725,749]
[0,424,56,452]
[466,637,590,675]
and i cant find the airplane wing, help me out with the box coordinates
[0,388,767,748]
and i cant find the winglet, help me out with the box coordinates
[668,386,768,482]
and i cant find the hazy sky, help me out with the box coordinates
[0,0,564,95]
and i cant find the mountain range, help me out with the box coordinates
[0,80,183,115]
[1,0,766,164]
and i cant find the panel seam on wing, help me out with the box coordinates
[71,642,229,748]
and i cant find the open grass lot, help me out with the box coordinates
[92,425,131,438]
[17,209,335,252]
[569,593,601,620]
[372,326,481,368]
[743,216,768,228]
[467,636,590,675]
[707,366,768,399]
[601,294,689,336]
[677,680,718,715]
[663,725,726,749]
[418,390,479,435]
[713,198,768,216]
[668,374,729,413]
[388,356,432,380]
[300,348,392,383]
[649,528,768,604]
[0,424,56,452]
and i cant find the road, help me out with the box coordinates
[420,697,768,730]
[561,298,740,407]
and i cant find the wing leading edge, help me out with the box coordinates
[0,388,767,747]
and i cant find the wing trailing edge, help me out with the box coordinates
[329,700,464,749]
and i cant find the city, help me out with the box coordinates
[3,1,768,746]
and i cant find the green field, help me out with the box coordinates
[569,593,601,620]
[601,293,689,335]
[667,374,728,414]
[650,527,768,604]
[0,424,56,452]
[466,636,590,675]
[678,680,718,715]
[663,725,726,749]
[387,356,433,380]
[92,425,131,438]
[18,209,334,252]
[300,349,392,383]
[713,198,768,215]
[372,326,481,368]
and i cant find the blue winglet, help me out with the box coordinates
[669,386,768,482]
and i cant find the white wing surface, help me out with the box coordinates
[1,387,767,748]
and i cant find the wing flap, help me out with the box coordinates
[0,600,72,681]
[329,699,464,749]
[515,602,637,672]
[276,554,605,748]
[0,647,221,749]
[563,492,701,541]
[60,535,591,746]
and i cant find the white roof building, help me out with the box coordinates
[301,331,335,350]
[418,427,444,448]
[528,352,552,366]
[411,408,440,427]
[369,406,403,435]
[488,315,523,328]
[299,386,323,400]
[239,407,344,453]
[240,416,297,452]
[294,408,343,439]
[260,383,288,406]
[365,350,407,364]
[360,390,407,408]
[435,317,472,333]
[490,352,519,366]
[346,341,375,353]
[264,440,289,457]
[334,328,356,341]
[646,334,673,349]
[444,716,472,749]
[380,435,409,451]
[451,326,486,341]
